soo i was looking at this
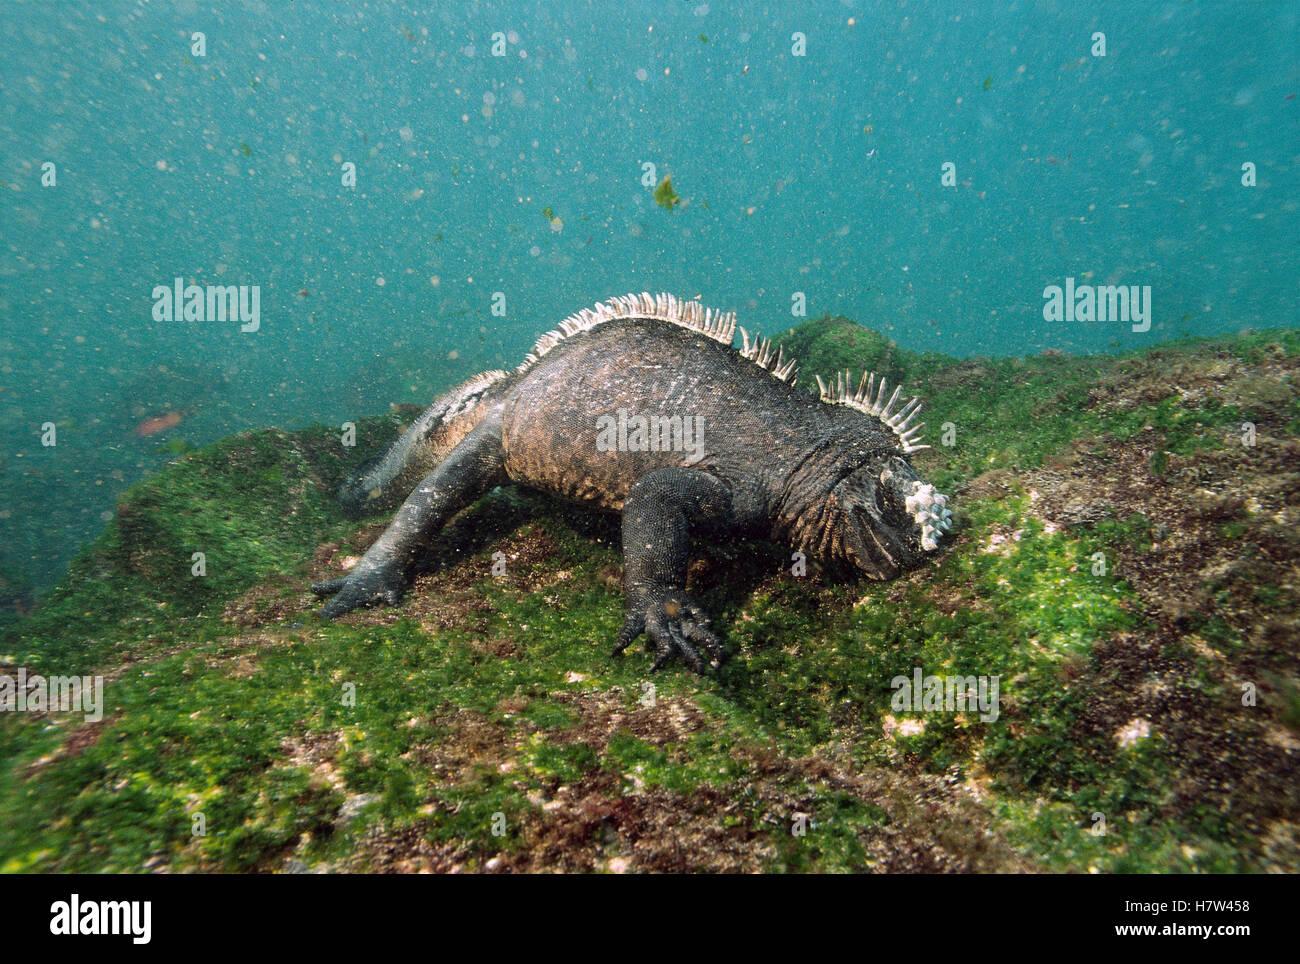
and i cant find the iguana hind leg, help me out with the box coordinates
[612,467,735,672]
[314,411,507,617]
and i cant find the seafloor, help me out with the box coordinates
[1,315,1296,872]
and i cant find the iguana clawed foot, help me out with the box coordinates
[612,589,725,673]
[311,564,407,618]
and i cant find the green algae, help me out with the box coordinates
[653,175,680,210]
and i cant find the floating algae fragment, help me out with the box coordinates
[239,142,253,156]
[653,175,680,210]
[983,75,993,91]
[153,438,195,457]
[700,34,709,43]
[542,206,555,220]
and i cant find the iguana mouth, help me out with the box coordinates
[904,480,953,552]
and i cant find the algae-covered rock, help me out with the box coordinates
[1,318,1296,873]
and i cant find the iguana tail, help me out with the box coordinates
[339,369,512,516]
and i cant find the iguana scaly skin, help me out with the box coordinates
[313,293,953,671]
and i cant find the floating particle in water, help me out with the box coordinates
[543,206,554,220]
[635,68,648,82]
[653,175,680,209]
[399,125,414,142]
[239,142,252,156]
[375,277,386,286]
[983,76,993,90]
[699,34,709,43]
[529,245,540,257]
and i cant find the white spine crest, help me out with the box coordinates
[738,326,799,384]
[814,370,929,453]
[513,292,798,385]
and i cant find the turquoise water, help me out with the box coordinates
[1,0,1297,594]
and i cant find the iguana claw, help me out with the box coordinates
[613,590,725,673]
[311,566,407,618]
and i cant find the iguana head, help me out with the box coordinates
[827,454,953,579]
[814,371,953,578]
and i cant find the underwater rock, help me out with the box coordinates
[1,315,1296,873]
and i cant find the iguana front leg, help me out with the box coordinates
[313,412,506,617]
[613,467,735,672]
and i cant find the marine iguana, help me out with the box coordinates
[313,293,953,671]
